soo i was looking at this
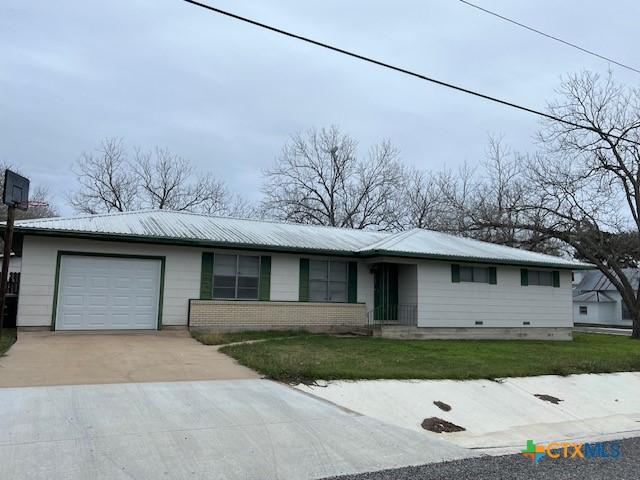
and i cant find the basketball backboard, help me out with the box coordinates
[3,170,29,211]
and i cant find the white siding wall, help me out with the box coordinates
[270,253,299,301]
[416,261,573,328]
[608,291,626,324]
[573,302,597,324]
[573,302,618,325]
[17,236,374,327]
[357,262,374,313]
[398,264,417,305]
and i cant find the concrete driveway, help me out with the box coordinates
[0,379,472,479]
[0,330,258,387]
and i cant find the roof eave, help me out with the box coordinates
[13,227,360,257]
[362,248,594,270]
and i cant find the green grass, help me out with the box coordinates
[219,332,640,383]
[0,329,16,357]
[190,329,310,346]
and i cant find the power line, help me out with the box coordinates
[459,0,640,75]
[180,0,640,147]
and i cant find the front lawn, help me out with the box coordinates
[191,329,310,346]
[220,332,640,383]
[0,329,16,356]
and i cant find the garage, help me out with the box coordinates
[55,254,163,330]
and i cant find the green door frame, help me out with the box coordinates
[373,263,398,321]
[51,251,166,331]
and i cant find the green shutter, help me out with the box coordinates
[521,269,528,286]
[552,270,560,288]
[489,267,497,285]
[259,256,271,301]
[299,258,309,302]
[347,261,358,303]
[451,264,460,283]
[200,252,214,299]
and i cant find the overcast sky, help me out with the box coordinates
[1,0,638,215]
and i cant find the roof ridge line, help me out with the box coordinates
[15,209,394,237]
[157,209,394,235]
[360,228,422,251]
[13,208,160,225]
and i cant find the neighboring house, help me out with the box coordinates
[573,269,636,327]
[5,210,591,340]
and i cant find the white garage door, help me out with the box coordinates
[56,255,162,330]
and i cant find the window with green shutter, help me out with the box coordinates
[308,259,350,302]
[488,267,497,285]
[451,264,460,283]
[522,269,558,287]
[200,252,265,300]
[200,252,214,299]
[347,261,358,303]
[259,256,271,300]
[299,258,310,302]
[454,265,496,284]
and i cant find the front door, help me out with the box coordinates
[373,263,398,321]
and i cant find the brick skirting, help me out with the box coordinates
[189,300,367,331]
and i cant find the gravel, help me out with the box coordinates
[323,436,640,480]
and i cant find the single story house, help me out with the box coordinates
[573,269,635,327]
[6,209,591,340]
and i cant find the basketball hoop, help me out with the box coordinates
[15,200,48,210]
[1,169,30,334]
[3,170,30,211]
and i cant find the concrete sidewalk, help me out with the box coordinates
[0,379,473,480]
[0,330,258,387]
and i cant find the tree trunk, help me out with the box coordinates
[633,313,640,340]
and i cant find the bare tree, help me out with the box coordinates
[461,137,562,254]
[68,138,139,214]
[262,126,404,230]
[69,139,249,216]
[467,72,640,338]
[133,148,226,212]
[401,168,445,230]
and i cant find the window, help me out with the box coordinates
[309,260,347,302]
[579,306,588,315]
[460,266,490,283]
[528,270,553,286]
[213,254,260,299]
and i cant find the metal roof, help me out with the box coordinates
[10,209,591,268]
[573,291,615,303]
[11,209,388,253]
[575,268,639,292]
[359,227,590,268]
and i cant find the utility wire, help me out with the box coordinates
[459,0,640,75]
[180,0,640,147]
